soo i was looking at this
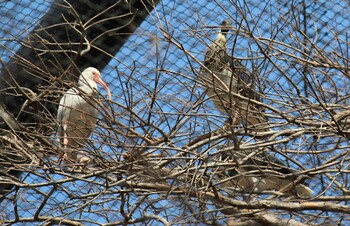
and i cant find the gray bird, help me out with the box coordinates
[201,19,267,131]
[201,20,313,198]
[219,151,313,198]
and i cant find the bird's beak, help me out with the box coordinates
[95,77,112,100]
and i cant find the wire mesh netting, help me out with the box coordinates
[0,0,349,225]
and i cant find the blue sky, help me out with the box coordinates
[1,0,350,224]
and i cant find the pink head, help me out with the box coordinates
[80,67,112,99]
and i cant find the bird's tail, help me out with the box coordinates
[295,184,313,198]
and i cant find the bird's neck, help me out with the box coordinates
[215,33,227,47]
[78,80,97,95]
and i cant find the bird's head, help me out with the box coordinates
[221,19,233,35]
[79,67,112,99]
[213,19,233,47]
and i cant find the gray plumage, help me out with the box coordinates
[219,151,313,198]
[201,19,267,131]
[201,20,313,198]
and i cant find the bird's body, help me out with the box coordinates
[220,151,313,198]
[201,20,267,131]
[57,88,99,151]
[57,67,111,163]
[202,20,313,198]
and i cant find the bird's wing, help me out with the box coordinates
[57,89,75,145]
[204,36,232,75]
[204,40,268,130]
[202,38,238,97]
[57,88,82,137]
[57,95,67,136]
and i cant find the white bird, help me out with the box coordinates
[57,67,112,163]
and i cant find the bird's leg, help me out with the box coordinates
[60,131,72,166]
[223,109,240,133]
[63,132,68,148]
[63,133,68,158]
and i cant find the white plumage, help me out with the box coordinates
[57,67,111,163]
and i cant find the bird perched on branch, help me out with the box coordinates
[219,151,313,198]
[201,20,312,198]
[201,19,267,131]
[57,67,112,164]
